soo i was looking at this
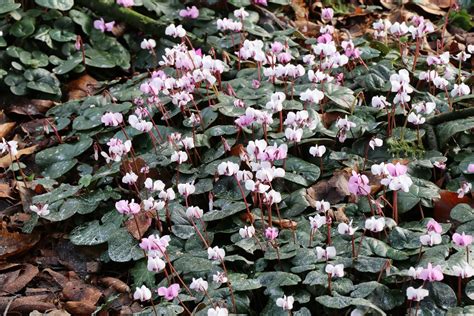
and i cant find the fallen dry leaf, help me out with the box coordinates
[0,122,16,138]
[0,295,55,313]
[272,219,297,229]
[306,170,350,205]
[31,310,71,316]
[42,268,70,285]
[0,264,39,295]
[4,97,54,116]
[433,190,474,223]
[67,74,99,101]
[0,223,40,260]
[0,182,13,199]
[62,280,102,305]
[330,206,349,223]
[0,145,38,168]
[99,277,130,293]
[64,300,97,315]
[414,0,447,15]
[291,0,308,23]
[125,211,152,239]
[380,0,409,10]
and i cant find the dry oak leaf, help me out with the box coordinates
[30,310,71,316]
[0,122,16,139]
[62,280,102,305]
[0,263,39,295]
[306,170,351,206]
[0,224,40,260]
[0,295,55,313]
[67,74,99,101]
[0,182,13,199]
[125,211,152,240]
[0,145,38,168]
[64,301,96,316]
[99,277,130,293]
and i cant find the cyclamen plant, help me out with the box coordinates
[11,1,473,315]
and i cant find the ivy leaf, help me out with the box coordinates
[0,1,21,14]
[321,83,355,110]
[316,295,352,309]
[256,272,301,288]
[450,204,474,223]
[202,200,246,221]
[229,273,262,291]
[35,137,93,178]
[436,117,474,147]
[108,229,145,262]
[10,16,36,37]
[70,211,123,245]
[429,282,457,309]
[277,156,320,186]
[173,256,213,273]
[24,68,61,95]
[35,0,74,10]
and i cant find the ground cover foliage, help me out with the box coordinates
[0,0,474,315]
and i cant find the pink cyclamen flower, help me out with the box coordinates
[452,232,473,247]
[29,204,50,216]
[157,283,180,301]
[316,246,336,260]
[467,163,474,173]
[348,171,371,196]
[406,286,429,302]
[100,112,123,126]
[93,18,115,33]
[265,227,279,241]
[457,182,472,198]
[453,263,474,279]
[426,219,442,234]
[208,307,229,316]
[117,0,134,7]
[326,263,344,278]
[337,220,357,236]
[369,138,383,150]
[321,8,334,23]
[140,39,156,51]
[271,41,284,53]
[381,162,413,192]
[208,246,225,261]
[254,0,268,6]
[139,234,171,253]
[309,145,326,158]
[419,263,444,282]
[276,295,294,311]
[179,6,199,19]
[115,199,140,215]
[133,285,151,302]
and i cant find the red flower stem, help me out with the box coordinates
[220,259,237,313]
[393,190,398,223]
